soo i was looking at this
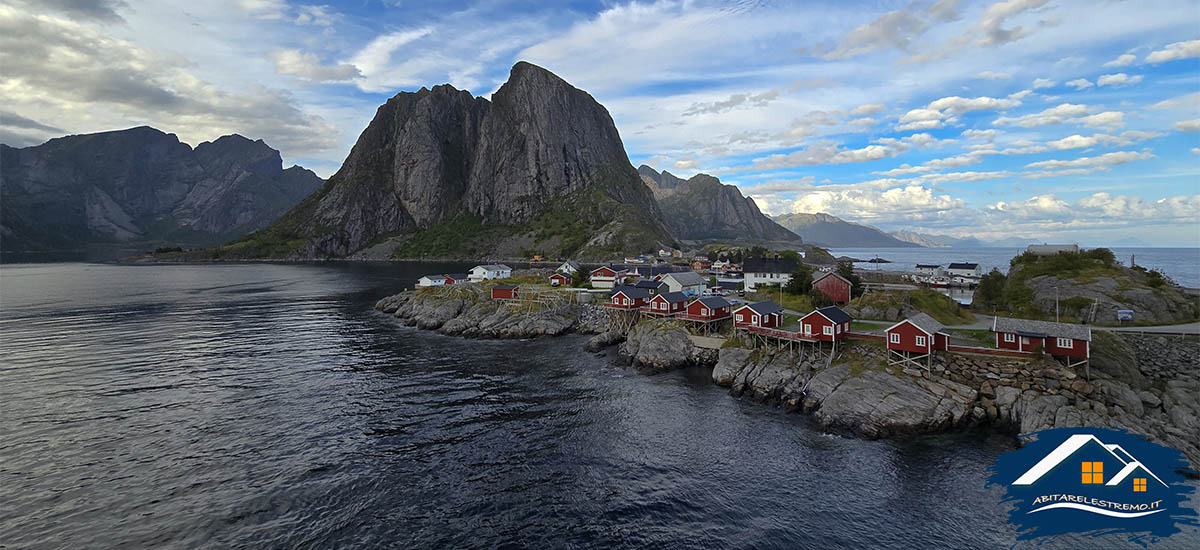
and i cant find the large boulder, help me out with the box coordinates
[618,319,707,371]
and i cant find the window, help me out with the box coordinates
[1134,478,1146,492]
[736,314,743,322]
[1004,333,1015,343]
[915,335,926,347]
[804,324,812,335]
[823,325,833,335]
[1056,337,1073,349]
[700,308,708,315]
[890,333,900,344]
[835,325,841,334]
[1082,461,1103,484]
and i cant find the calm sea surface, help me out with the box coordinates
[2,262,1197,548]
[829,247,1200,288]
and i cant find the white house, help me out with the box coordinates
[915,264,942,277]
[556,260,581,274]
[946,262,981,278]
[743,257,798,291]
[468,264,513,282]
[417,275,446,288]
[660,271,705,296]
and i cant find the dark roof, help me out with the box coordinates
[895,312,945,335]
[741,300,784,315]
[550,272,571,278]
[592,264,628,273]
[948,262,979,269]
[655,291,689,303]
[813,306,851,324]
[493,284,519,290]
[993,316,1091,341]
[445,273,470,280]
[915,264,941,268]
[662,271,704,286]
[743,257,798,274]
[635,280,667,289]
[694,296,732,309]
[813,271,852,286]
[610,286,650,299]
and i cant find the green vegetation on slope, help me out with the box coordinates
[849,289,975,325]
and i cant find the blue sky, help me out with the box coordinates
[1,0,1197,245]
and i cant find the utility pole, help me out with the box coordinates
[1055,286,1060,323]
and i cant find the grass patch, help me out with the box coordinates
[850,320,883,332]
[746,290,813,313]
[849,289,974,325]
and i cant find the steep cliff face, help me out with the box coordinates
[0,127,323,251]
[640,166,799,243]
[218,62,672,260]
[773,212,919,248]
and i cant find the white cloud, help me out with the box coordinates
[1192,147,1200,155]
[895,119,945,131]
[928,95,1021,115]
[1146,39,1200,63]
[1024,150,1154,170]
[232,0,286,20]
[1079,111,1124,128]
[848,117,877,127]
[850,103,885,115]
[1102,53,1136,68]
[294,5,336,27]
[993,103,1088,127]
[268,48,360,82]
[899,108,944,123]
[962,128,1000,141]
[976,71,1011,80]
[1175,119,1200,132]
[820,9,930,59]
[906,0,1050,63]
[682,89,780,116]
[788,185,969,224]
[1065,78,1093,90]
[1032,78,1055,89]
[1148,92,1200,111]
[349,27,435,85]
[1096,73,1143,87]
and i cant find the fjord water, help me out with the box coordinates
[1,263,1191,549]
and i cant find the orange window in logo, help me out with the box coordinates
[1081,461,1104,484]
[1134,478,1147,492]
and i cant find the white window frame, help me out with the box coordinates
[1056,337,1073,349]
[915,335,926,347]
[736,314,743,322]
[1004,333,1015,343]
[700,308,708,316]
[823,325,833,336]
[890,333,900,344]
[804,324,813,335]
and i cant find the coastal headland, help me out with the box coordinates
[376,280,1200,468]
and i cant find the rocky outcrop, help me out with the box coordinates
[584,331,624,352]
[377,286,576,338]
[0,127,323,251]
[641,166,799,243]
[712,337,1200,465]
[1023,272,1198,324]
[218,62,673,261]
[618,319,718,371]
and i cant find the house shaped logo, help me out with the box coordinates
[988,428,1198,541]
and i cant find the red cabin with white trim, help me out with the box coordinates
[645,291,688,314]
[798,306,852,342]
[734,300,784,328]
[684,296,732,321]
[609,286,650,309]
[549,272,572,287]
[885,313,948,353]
[992,317,1090,361]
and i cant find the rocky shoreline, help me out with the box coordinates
[375,286,1199,467]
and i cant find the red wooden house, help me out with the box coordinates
[491,284,519,300]
[798,306,852,342]
[644,291,688,315]
[992,316,1091,367]
[682,296,733,321]
[608,286,651,309]
[812,272,853,303]
[445,273,470,285]
[549,272,572,287]
[590,265,628,289]
[734,300,784,328]
[886,312,949,353]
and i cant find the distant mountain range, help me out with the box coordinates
[638,165,800,243]
[0,127,323,252]
[772,212,919,248]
